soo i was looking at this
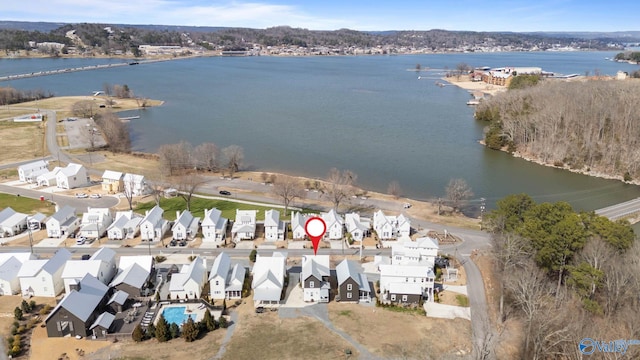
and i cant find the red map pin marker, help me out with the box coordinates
[305,217,326,255]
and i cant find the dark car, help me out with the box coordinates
[219,190,231,196]
[81,254,91,260]
[179,240,187,247]
[255,306,265,313]
[170,239,177,247]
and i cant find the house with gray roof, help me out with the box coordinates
[231,209,257,242]
[209,252,246,300]
[79,207,113,240]
[56,163,89,189]
[139,205,169,242]
[18,160,49,183]
[344,213,370,242]
[36,166,62,187]
[171,210,200,241]
[321,209,344,240]
[0,207,28,238]
[251,253,287,307]
[0,255,34,295]
[107,211,142,240]
[201,208,228,243]
[169,256,207,300]
[90,311,116,339]
[46,206,79,238]
[61,247,116,294]
[336,259,371,303]
[264,209,285,241]
[110,263,151,298]
[27,212,47,230]
[107,290,129,313]
[300,255,331,303]
[45,274,110,337]
[18,248,71,297]
[290,212,311,240]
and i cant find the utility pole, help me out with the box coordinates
[28,226,34,255]
[480,197,486,230]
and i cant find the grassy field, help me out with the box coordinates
[135,197,291,221]
[0,121,46,165]
[0,193,55,215]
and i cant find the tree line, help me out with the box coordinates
[476,79,640,181]
[0,86,53,106]
[484,194,638,359]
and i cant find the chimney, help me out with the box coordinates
[176,211,181,220]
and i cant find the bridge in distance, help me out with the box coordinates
[595,197,640,223]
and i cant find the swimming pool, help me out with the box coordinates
[162,306,197,326]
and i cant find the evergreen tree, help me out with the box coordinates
[132,324,144,342]
[202,309,216,332]
[182,317,199,342]
[169,322,180,339]
[155,315,170,342]
[147,323,156,339]
[218,315,228,329]
[13,307,23,321]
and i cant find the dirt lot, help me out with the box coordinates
[328,303,471,359]
[0,296,57,359]
[0,121,46,165]
[222,302,358,360]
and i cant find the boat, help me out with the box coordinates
[466,100,481,106]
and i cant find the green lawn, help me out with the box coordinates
[0,193,55,215]
[135,197,294,221]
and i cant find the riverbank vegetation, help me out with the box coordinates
[485,194,638,359]
[0,86,53,106]
[476,79,640,182]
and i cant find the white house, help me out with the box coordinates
[251,252,287,306]
[300,255,330,303]
[201,208,228,242]
[46,206,79,238]
[18,160,49,183]
[209,253,246,301]
[79,208,114,239]
[391,237,439,267]
[56,163,89,189]
[122,173,149,196]
[27,213,47,230]
[231,210,257,242]
[101,170,124,193]
[321,209,343,240]
[171,210,200,241]
[61,247,117,294]
[139,206,169,242]
[264,209,285,241]
[36,166,62,187]
[107,211,142,240]
[110,255,154,297]
[290,212,311,240]
[373,210,411,241]
[344,213,370,242]
[0,253,35,295]
[169,257,207,300]
[379,264,435,303]
[0,207,28,238]
[18,248,72,297]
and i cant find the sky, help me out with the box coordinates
[3,0,638,32]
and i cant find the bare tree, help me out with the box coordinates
[176,173,206,211]
[192,142,220,171]
[492,232,530,323]
[158,141,192,176]
[93,111,131,153]
[272,176,305,215]
[387,180,402,199]
[323,168,357,210]
[71,100,96,118]
[222,145,244,177]
[122,173,137,210]
[269,174,277,184]
[445,178,474,212]
[260,172,269,183]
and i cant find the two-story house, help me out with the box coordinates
[79,208,114,240]
[46,206,79,238]
[264,209,285,241]
[18,248,72,297]
[321,209,343,240]
[336,259,371,303]
[101,170,124,193]
[201,208,228,243]
[171,210,200,241]
[231,210,257,242]
[300,255,330,303]
[139,205,169,242]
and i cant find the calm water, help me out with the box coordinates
[3,52,640,210]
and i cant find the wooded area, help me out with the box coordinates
[485,194,638,359]
[476,79,640,181]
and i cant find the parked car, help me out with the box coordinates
[76,236,87,245]
[75,193,88,198]
[89,194,102,199]
[403,202,412,209]
[255,306,266,314]
[219,190,231,196]
[81,254,91,260]
[170,239,177,247]
[179,240,187,247]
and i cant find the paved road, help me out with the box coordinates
[596,197,640,221]
[0,183,119,209]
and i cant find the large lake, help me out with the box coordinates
[3,52,640,210]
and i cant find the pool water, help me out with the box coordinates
[162,306,197,326]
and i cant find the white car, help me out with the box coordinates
[89,194,102,199]
[76,236,87,245]
[75,193,88,198]
[403,203,412,209]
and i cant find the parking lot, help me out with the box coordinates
[63,116,107,150]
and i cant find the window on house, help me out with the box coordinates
[310,281,314,288]
[402,295,408,302]
[42,277,45,282]
[391,294,396,301]
[347,292,352,299]
[215,281,219,286]
[346,284,352,291]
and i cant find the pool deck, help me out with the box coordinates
[152,302,223,326]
